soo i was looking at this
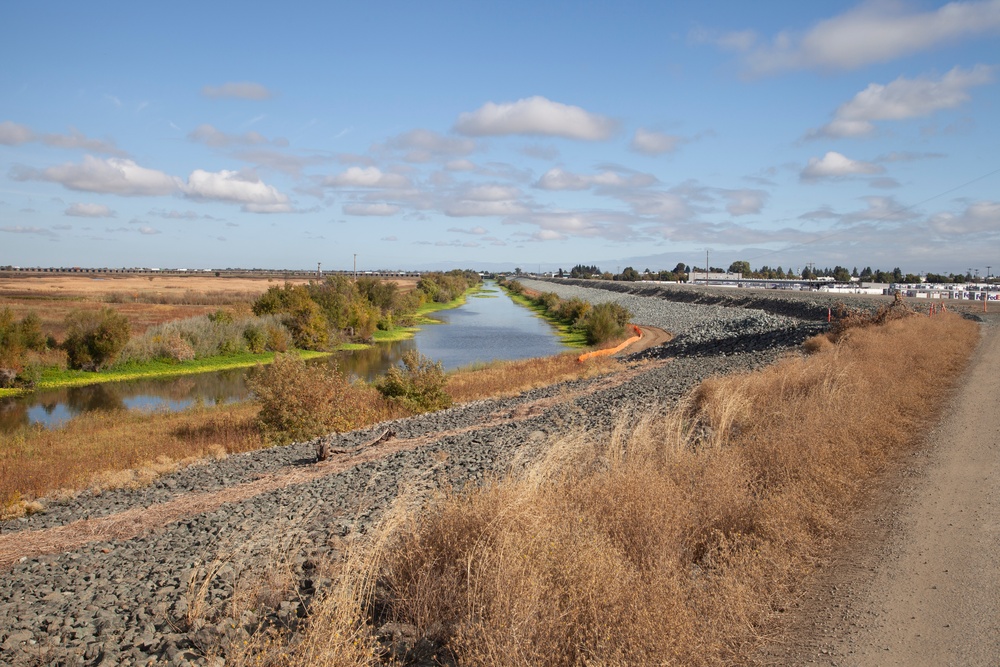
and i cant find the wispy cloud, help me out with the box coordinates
[201,82,274,100]
[702,0,1000,75]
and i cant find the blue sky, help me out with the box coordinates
[1,1,998,275]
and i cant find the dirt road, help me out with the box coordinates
[770,319,1000,666]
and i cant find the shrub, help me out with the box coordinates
[581,302,631,345]
[0,308,48,386]
[243,325,267,354]
[63,307,131,371]
[556,297,591,325]
[375,350,452,413]
[247,353,374,445]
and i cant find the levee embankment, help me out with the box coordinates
[535,276,892,320]
[11,284,952,665]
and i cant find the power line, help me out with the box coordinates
[744,165,1000,265]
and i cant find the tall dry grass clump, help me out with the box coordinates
[445,352,619,403]
[297,312,977,666]
[0,403,260,517]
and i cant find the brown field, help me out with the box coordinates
[0,274,419,339]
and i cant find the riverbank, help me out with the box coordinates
[0,284,483,398]
[0,350,333,399]
[499,284,590,347]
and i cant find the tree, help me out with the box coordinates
[618,266,640,281]
[833,266,851,282]
[63,308,131,371]
[728,261,751,277]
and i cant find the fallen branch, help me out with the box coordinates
[316,429,395,462]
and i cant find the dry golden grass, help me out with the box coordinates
[445,352,621,403]
[0,403,261,516]
[267,312,979,666]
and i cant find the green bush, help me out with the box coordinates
[375,350,451,413]
[247,353,373,445]
[63,307,131,371]
[581,302,631,346]
[0,308,48,386]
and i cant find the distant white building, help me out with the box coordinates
[891,282,1000,300]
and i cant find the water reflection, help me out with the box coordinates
[0,281,566,431]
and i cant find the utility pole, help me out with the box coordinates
[705,250,709,276]
[317,262,321,279]
[353,254,357,282]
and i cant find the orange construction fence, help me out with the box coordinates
[578,325,643,362]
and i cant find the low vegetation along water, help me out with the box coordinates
[0,283,567,431]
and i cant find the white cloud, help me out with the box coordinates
[630,128,681,155]
[383,129,476,162]
[444,200,528,217]
[801,151,885,181]
[454,96,617,140]
[201,82,274,100]
[457,184,520,201]
[66,203,115,217]
[447,226,488,235]
[343,202,401,216]
[188,124,288,148]
[929,200,1000,235]
[520,144,560,160]
[445,159,476,172]
[809,65,994,138]
[138,226,161,235]
[535,167,657,191]
[183,169,292,213]
[875,151,945,162]
[0,121,125,155]
[624,191,691,220]
[11,156,181,196]
[381,235,398,241]
[0,121,34,145]
[41,128,126,155]
[1,225,57,237]
[504,210,634,241]
[722,189,767,216]
[234,149,326,175]
[323,166,411,189]
[727,0,1000,74]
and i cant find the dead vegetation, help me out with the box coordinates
[226,310,979,666]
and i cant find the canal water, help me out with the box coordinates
[0,283,567,431]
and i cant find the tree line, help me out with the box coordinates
[554,262,987,284]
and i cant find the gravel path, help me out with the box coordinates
[0,284,832,666]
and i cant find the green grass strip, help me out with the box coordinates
[0,349,332,397]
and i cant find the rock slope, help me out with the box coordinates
[0,285,828,666]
